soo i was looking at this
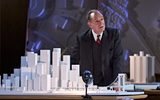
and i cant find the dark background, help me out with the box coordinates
[0,0,160,81]
[0,0,29,74]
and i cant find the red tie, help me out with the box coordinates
[96,35,101,45]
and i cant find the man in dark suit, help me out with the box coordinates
[71,9,124,86]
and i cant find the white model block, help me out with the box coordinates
[92,85,98,91]
[10,74,14,88]
[10,73,14,80]
[134,54,138,56]
[21,67,31,88]
[52,48,61,66]
[52,66,59,79]
[0,76,1,87]
[69,70,74,82]
[21,67,32,79]
[150,56,155,77]
[14,76,20,91]
[2,74,8,84]
[72,81,78,89]
[135,56,141,83]
[52,48,61,78]
[1,79,5,89]
[50,64,52,71]
[78,83,84,90]
[129,56,136,80]
[5,79,11,90]
[68,81,73,89]
[69,70,78,82]
[130,51,155,83]
[51,77,58,89]
[91,85,98,91]
[1,84,5,90]
[118,73,126,92]
[22,76,28,91]
[40,50,50,74]
[88,84,94,90]
[61,62,69,87]
[33,75,40,91]
[8,76,11,79]
[27,52,38,67]
[69,65,80,83]
[141,56,148,83]
[51,66,59,87]
[36,62,47,75]
[14,69,20,77]
[72,65,80,76]
[31,67,36,80]
[41,75,51,91]
[61,80,68,89]
[139,51,144,56]
[78,76,85,90]
[147,55,155,82]
[27,79,33,91]
[63,55,70,69]
[21,56,28,67]
[3,74,8,80]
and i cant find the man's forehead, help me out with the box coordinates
[90,12,95,18]
[91,12,103,18]
[92,14,104,20]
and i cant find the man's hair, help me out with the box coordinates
[86,9,103,21]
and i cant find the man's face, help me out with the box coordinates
[88,12,105,34]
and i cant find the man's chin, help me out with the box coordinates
[100,28,105,32]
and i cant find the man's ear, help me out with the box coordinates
[87,21,92,28]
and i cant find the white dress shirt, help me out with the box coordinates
[92,30,103,41]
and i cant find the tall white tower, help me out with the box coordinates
[52,48,61,89]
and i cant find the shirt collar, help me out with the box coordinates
[92,29,103,41]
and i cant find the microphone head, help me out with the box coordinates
[82,70,93,85]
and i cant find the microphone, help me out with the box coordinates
[82,70,93,99]
[82,70,93,85]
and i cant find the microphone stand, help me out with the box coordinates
[82,70,93,100]
[82,84,92,100]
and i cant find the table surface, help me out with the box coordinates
[144,89,160,94]
[0,94,148,100]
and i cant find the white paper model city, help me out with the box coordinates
[0,48,155,95]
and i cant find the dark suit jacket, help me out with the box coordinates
[71,28,124,86]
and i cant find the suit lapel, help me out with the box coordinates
[84,30,94,72]
[101,30,109,63]
[84,30,93,51]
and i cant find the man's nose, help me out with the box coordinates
[99,21,103,25]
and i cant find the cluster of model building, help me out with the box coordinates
[0,48,98,92]
[130,51,155,83]
[0,49,155,92]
